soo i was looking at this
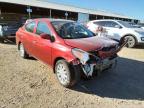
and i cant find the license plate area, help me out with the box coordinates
[101,58,117,69]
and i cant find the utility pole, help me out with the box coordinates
[65,12,68,20]
[96,16,97,20]
[50,9,52,18]
[0,9,1,15]
[27,6,32,19]
[28,6,31,19]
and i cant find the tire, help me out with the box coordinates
[19,43,29,58]
[55,60,80,88]
[124,35,136,48]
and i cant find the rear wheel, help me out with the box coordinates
[19,43,29,58]
[55,60,80,88]
[124,35,136,48]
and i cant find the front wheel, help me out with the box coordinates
[124,36,136,48]
[55,60,80,88]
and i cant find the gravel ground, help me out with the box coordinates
[0,42,144,108]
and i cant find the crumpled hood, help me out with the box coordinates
[64,36,118,51]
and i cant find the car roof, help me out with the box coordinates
[30,18,75,23]
[89,19,120,23]
[49,18,75,22]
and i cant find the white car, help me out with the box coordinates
[87,20,144,48]
[141,26,144,30]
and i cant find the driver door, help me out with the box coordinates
[103,21,123,40]
[32,21,53,65]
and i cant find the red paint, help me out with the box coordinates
[16,18,120,69]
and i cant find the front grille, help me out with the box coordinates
[88,51,100,63]
[89,50,99,57]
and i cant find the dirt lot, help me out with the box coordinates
[0,42,144,108]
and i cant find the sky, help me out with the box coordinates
[46,0,144,20]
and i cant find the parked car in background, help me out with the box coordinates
[0,21,21,43]
[128,22,141,28]
[87,20,144,48]
[141,25,144,29]
[16,18,126,87]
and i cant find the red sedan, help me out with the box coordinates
[16,18,125,87]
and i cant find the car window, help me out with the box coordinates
[51,21,95,39]
[25,21,36,33]
[94,21,105,26]
[118,21,135,28]
[104,21,119,27]
[36,21,51,35]
[94,21,119,28]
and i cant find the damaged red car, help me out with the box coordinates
[16,18,126,87]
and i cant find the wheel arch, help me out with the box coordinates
[122,34,138,43]
[53,57,66,73]
[18,41,21,50]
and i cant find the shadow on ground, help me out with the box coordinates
[73,57,144,100]
[0,38,16,45]
[135,45,144,49]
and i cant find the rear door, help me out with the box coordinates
[95,21,122,40]
[32,21,52,65]
[104,21,123,40]
[22,21,37,55]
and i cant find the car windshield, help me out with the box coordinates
[118,21,136,28]
[129,22,141,28]
[51,21,95,39]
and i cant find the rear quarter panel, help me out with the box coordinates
[16,27,24,45]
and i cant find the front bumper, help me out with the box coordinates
[138,37,144,44]
[71,40,127,77]
[81,55,118,77]
[135,33,144,44]
[71,54,118,77]
[95,56,117,73]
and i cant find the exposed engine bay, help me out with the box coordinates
[80,53,117,77]
[72,39,127,77]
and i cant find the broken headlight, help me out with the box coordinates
[72,48,89,64]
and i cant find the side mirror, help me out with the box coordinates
[40,33,51,40]
[40,33,55,42]
[115,25,122,29]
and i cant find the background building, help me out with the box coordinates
[0,0,139,23]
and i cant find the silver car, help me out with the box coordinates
[87,20,144,48]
